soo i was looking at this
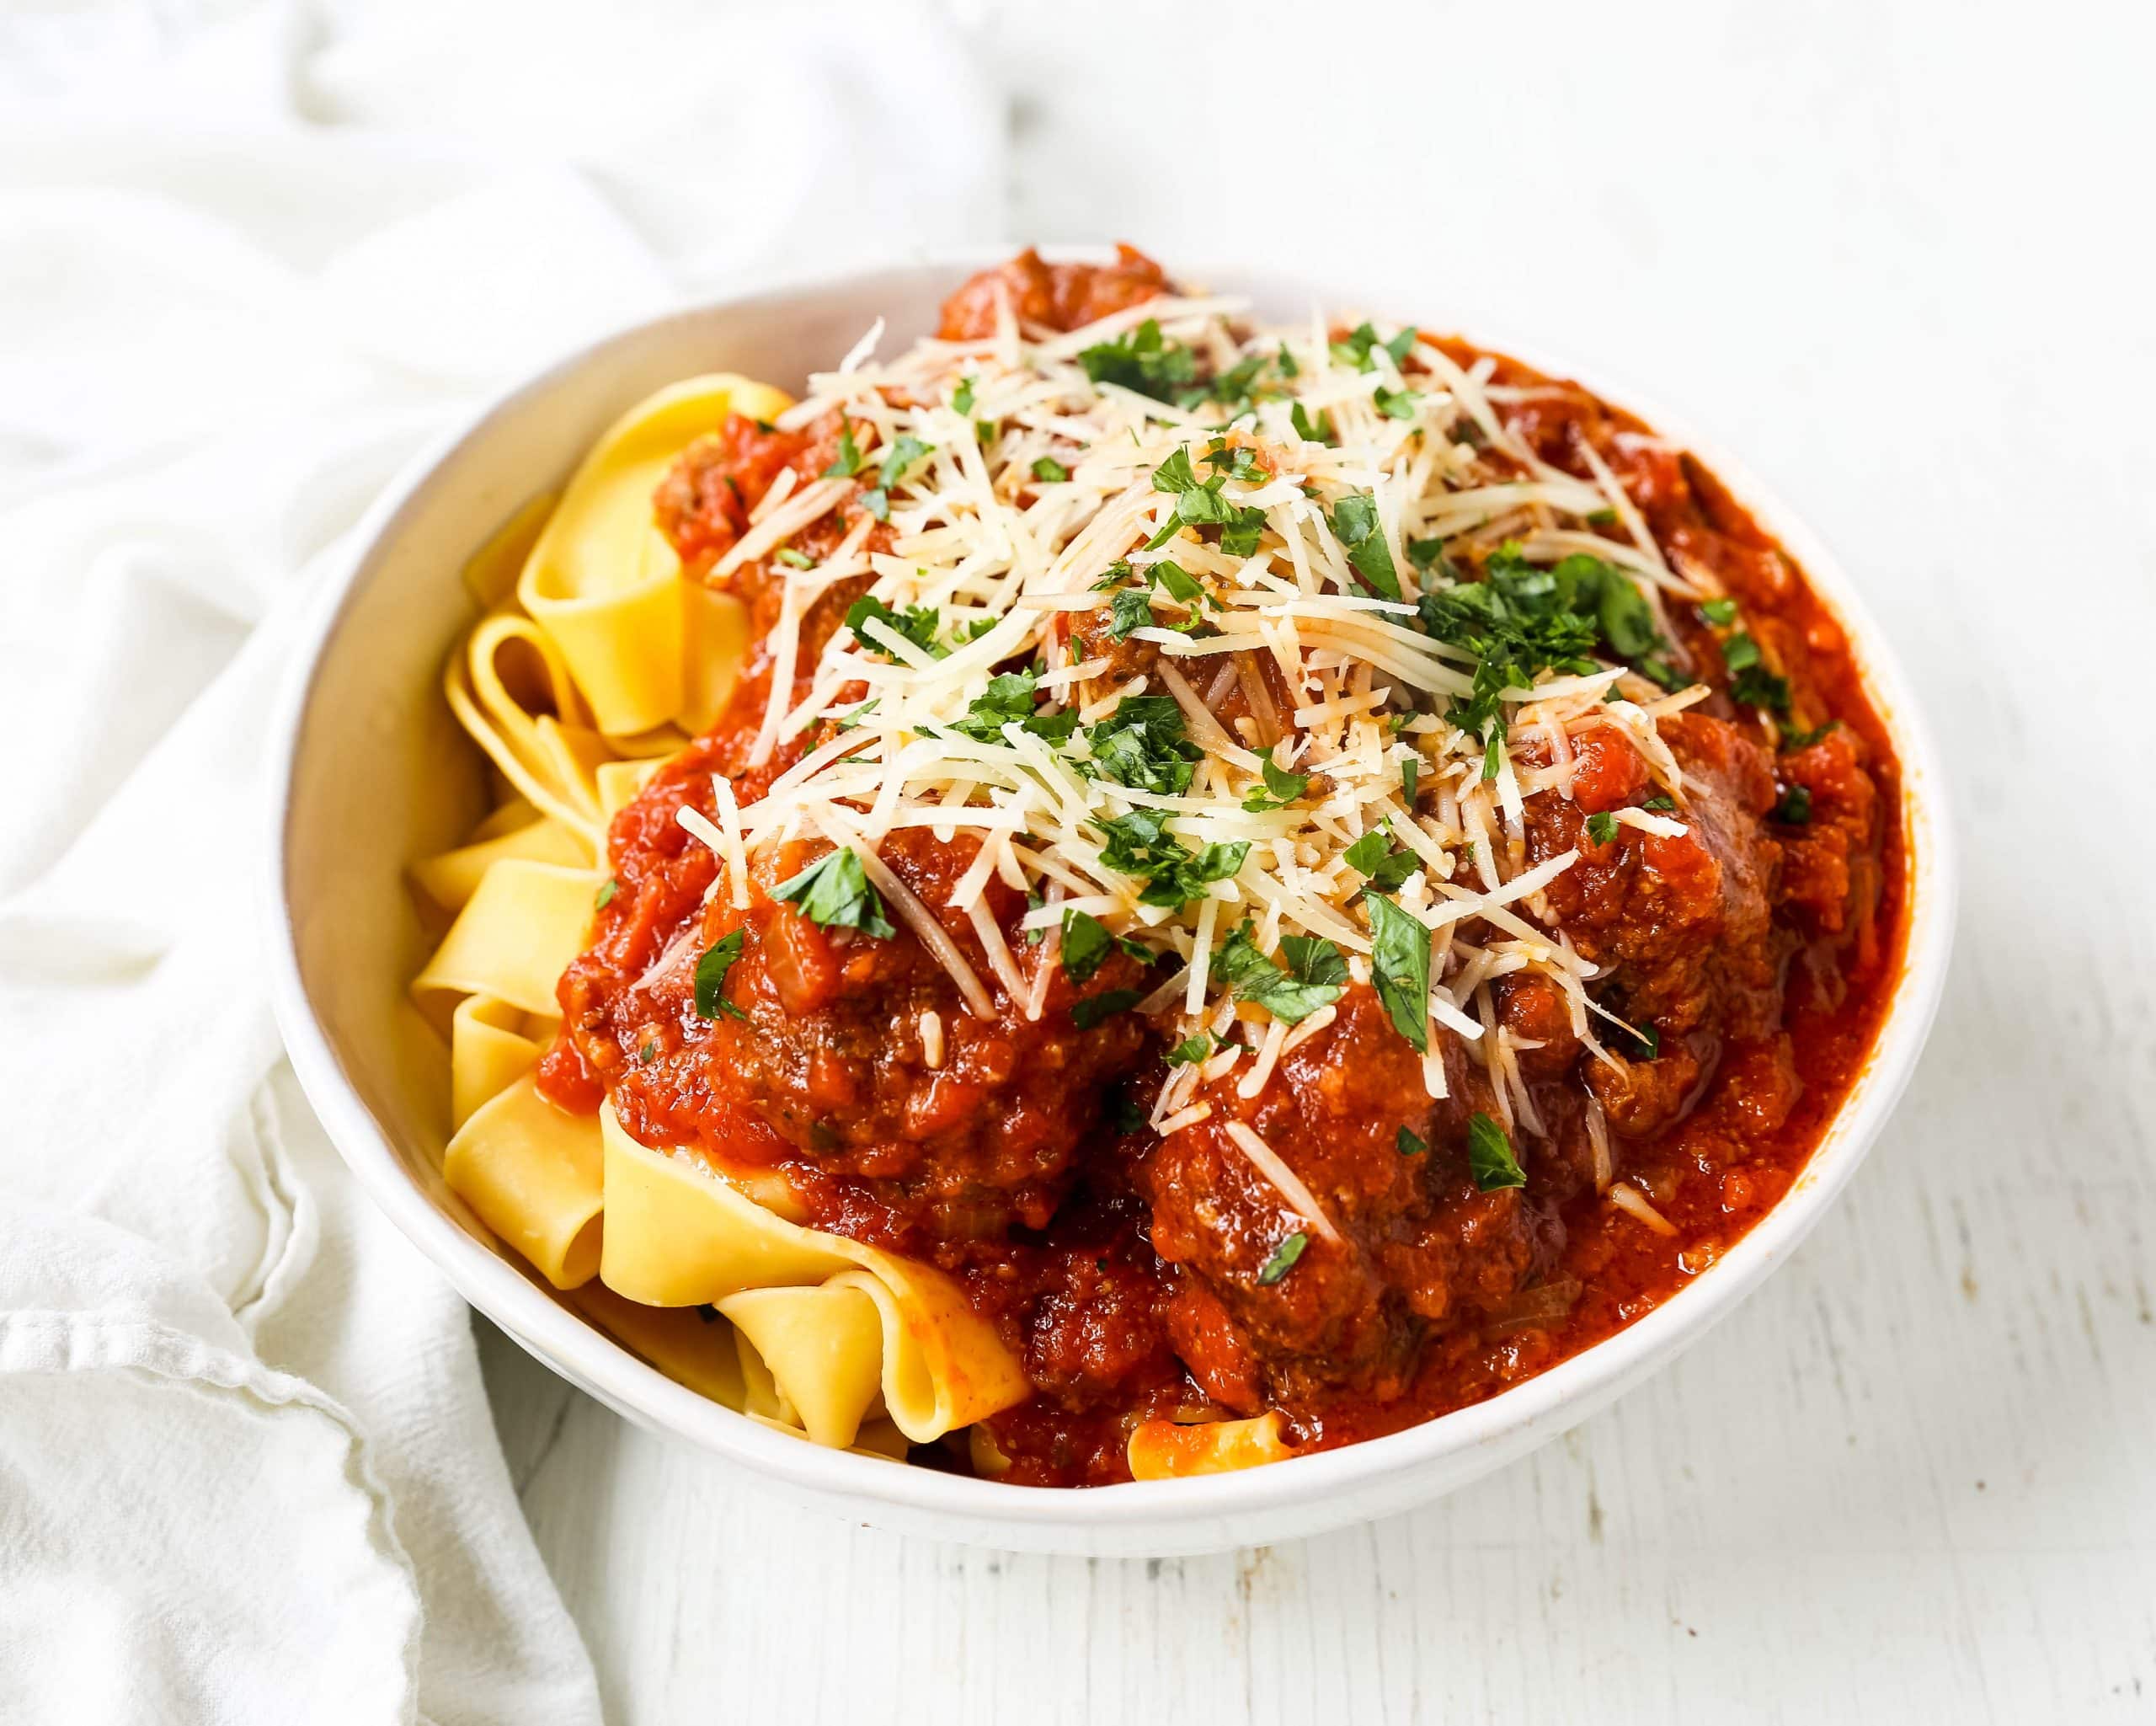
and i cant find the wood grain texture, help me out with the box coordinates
[483,1,2156,1716]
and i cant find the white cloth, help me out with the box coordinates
[0,3,1003,1719]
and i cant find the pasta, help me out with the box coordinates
[414,371,1032,1463]
[407,250,1906,1487]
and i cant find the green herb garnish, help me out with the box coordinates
[1060,909,1115,983]
[1241,755,1310,812]
[1327,491,1402,601]
[1396,1125,1428,1157]
[1467,1112,1525,1191]
[1365,893,1431,1053]
[1257,1231,1310,1285]
[1214,922,1347,1023]
[1585,810,1620,846]
[594,877,617,910]
[770,847,896,938]
[1166,1032,1214,1066]
[692,929,747,1020]
[1772,784,1814,825]
[1070,988,1144,1031]
[822,423,865,478]
[1032,456,1070,484]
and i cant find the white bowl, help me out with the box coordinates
[266,251,1956,1557]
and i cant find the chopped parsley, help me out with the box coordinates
[1585,810,1620,846]
[770,847,896,939]
[1331,321,1416,373]
[1076,318,1198,403]
[1241,755,1310,812]
[1396,1125,1428,1157]
[1326,491,1402,601]
[1153,560,1208,607]
[1070,988,1144,1031]
[594,877,617,910]
[1081,697,1201,796]
[1402,756,1420,804]
[1414,543,1662,752]
[1290,401,1335,446]
[1257,1231,1310,1285]
[1060,908,1114,983]
[1147,445,1267,555]
[1031,456,1069,484]
[844,595,941,657]
[1772,783,1814,825]
[692,929,747,1020]
[1364,893,1431,1054]
[947,669,1078,745]
[857,486,890,522]
[1698,596,1739,626]
[879,435,934,484]
[1103,1085,1147,1134]
[774,547,815,569]
[1406,537,1456,581]
[952,376,976,415]
[1617,1020,1661,1062]
[1721,631,1763,673]
[1641,794,1677,812]
[1467,1112,1526,1191]
[1731,665,1792,714]
[1091,807,1248,910]
[1203,442,1264,482]
[1214,922,1347,1023]
[1166,1032,1214,1066]
[1343,828,1419,891]
[1373,384,1420,420]
[1780,719,1840,751]
[822,423,865,478]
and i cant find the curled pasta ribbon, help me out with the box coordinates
[444,612,613,847]
[411,856,603,1027]
[517,373,787,738]
[597,1109,1030,1449]
[409,810,590,915]
[444,1073,603,1290]
[1126,1413,1299,1481]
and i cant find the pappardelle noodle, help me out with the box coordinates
[409,248,1904,1486]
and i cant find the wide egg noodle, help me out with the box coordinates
[409,812,591,915]
[598,1109,1030,1449]
[442,1073,604,1291]
[447,994,545,1131]
[515,373,792,737]
[1125,1412,1299,1480]
[413,370,1029,1463]
[411,857,603,1029]
[444,611,611,845]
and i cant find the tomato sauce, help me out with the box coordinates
[536,254,1908,1486]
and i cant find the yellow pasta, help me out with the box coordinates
[442,1074,605,1290]
[516,373,792,737]
[1126,1413,1299,1481]
[411,368,1038,1469]
[597,1112,1027,1447]
[448,994,543,1131]
[412,857,603,1023]
[410,813,591,914]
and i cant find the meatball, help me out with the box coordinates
[600,831,1153,1237]
[937,244,1171,340]
[1136,986,1545,1410]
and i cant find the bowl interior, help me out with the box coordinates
[273,258,1954,1552]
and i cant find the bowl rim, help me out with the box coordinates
[264,245,1958,1534]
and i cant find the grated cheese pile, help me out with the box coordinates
[675,283,1723,1157]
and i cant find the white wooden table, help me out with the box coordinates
[483,4,2156,1717]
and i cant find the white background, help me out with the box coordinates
[10,0,2151,1718]
[477,3,2156,1720]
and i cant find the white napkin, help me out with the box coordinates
[0,2,1003,1718]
